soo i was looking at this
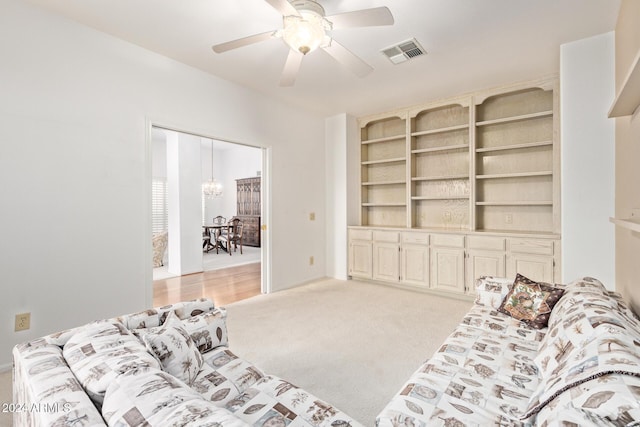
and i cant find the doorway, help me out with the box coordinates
[149,125,269,306]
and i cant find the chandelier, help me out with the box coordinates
[202,141,223,198]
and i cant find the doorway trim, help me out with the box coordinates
[145,118,271,307]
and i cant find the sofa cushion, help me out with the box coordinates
[102,368,249,427]
[182,307,229,353]
[12,342,107,427]
[498,274,564,329]
[474,275,514,309]
[199,348,266,401]
[62,320,160,408]
[377,304,543,426]
[137,312,203,386]
[120,298,215,329]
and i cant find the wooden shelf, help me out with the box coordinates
[413,195,469,201]
[412,174,468,182]
[362,202,406,207]
[609,50,640,118]
[361,157,405,165]
[476,110,553,127]
[411,124,469,137]
[412,144,468,154]
[362,180,406,186]
[476,140,553,153]
[362,134,406,144]
[476,171,552,180]
[610,217,640,232]
[476,201,553,206]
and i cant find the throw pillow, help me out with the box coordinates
[474,276,514,309]
[137,312,204,385]
[498,274,565,329]
[182,308,229,353]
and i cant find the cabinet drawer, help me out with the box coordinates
[468,236,505,251]
[349,229,372,240]
[431,234,465,248]
[401,232,429,245]
[509,238,554,256]
[373,230,399,243]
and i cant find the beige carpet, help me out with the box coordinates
[224,278,473,426]
[1,278,473,427]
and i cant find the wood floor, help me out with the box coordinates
[153,262,262,307]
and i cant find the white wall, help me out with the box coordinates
[166,132,203,276]
[560,32,616,288]
[0,0,325,368]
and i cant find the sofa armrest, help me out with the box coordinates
[13,341,106,426]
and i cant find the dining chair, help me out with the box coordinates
[217,217,243,255]
[210,215,227,252]
[202,229,214,253]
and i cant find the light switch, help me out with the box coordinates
[309,212,315,221]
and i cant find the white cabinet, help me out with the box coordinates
[430,247,465,293]
[349,226,560,297]
[506,238,556,283]
[372,231,400,282]
[348,229,372,279]
[400,232,429,287]
[430,234,465,293]
[465,236,506,295]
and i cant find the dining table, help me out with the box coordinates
[202,223,232,252]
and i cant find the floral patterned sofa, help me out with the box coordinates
[376,275,640,426]
[13,298,362,427]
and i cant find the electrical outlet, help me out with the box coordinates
[15,313,30,332]
[309,256,314,266]
[309,212,315,221]
[505,214,513,224]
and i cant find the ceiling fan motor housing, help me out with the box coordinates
[289,0,326,17]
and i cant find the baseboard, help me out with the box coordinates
[0,363,12,373]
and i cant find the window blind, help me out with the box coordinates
[152,178,168,234]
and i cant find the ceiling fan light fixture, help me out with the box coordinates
[282,4,331,55]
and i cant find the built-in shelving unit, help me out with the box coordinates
[358,78,560,235]
[352,78,561,297]
[609,50,640,118]
[408,101,471,229]
[360,113,407,227]
[474,86,556,233]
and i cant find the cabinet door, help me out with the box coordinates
[466,250,506,295]
[507,254,554,283]
[349,240,372,279]
[430,247,465,293]
[373,242,400,283]
[401,244,429,287]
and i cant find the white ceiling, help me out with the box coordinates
[25,0,620,117]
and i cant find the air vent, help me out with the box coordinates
[381,38,427,64]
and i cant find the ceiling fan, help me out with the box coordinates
[212,0,394,86]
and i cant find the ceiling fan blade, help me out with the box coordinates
[280,50,304,86]
[322,40,373,78]
[212,31,274,53]
[264,0,300,16]
[326,6,394,29]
